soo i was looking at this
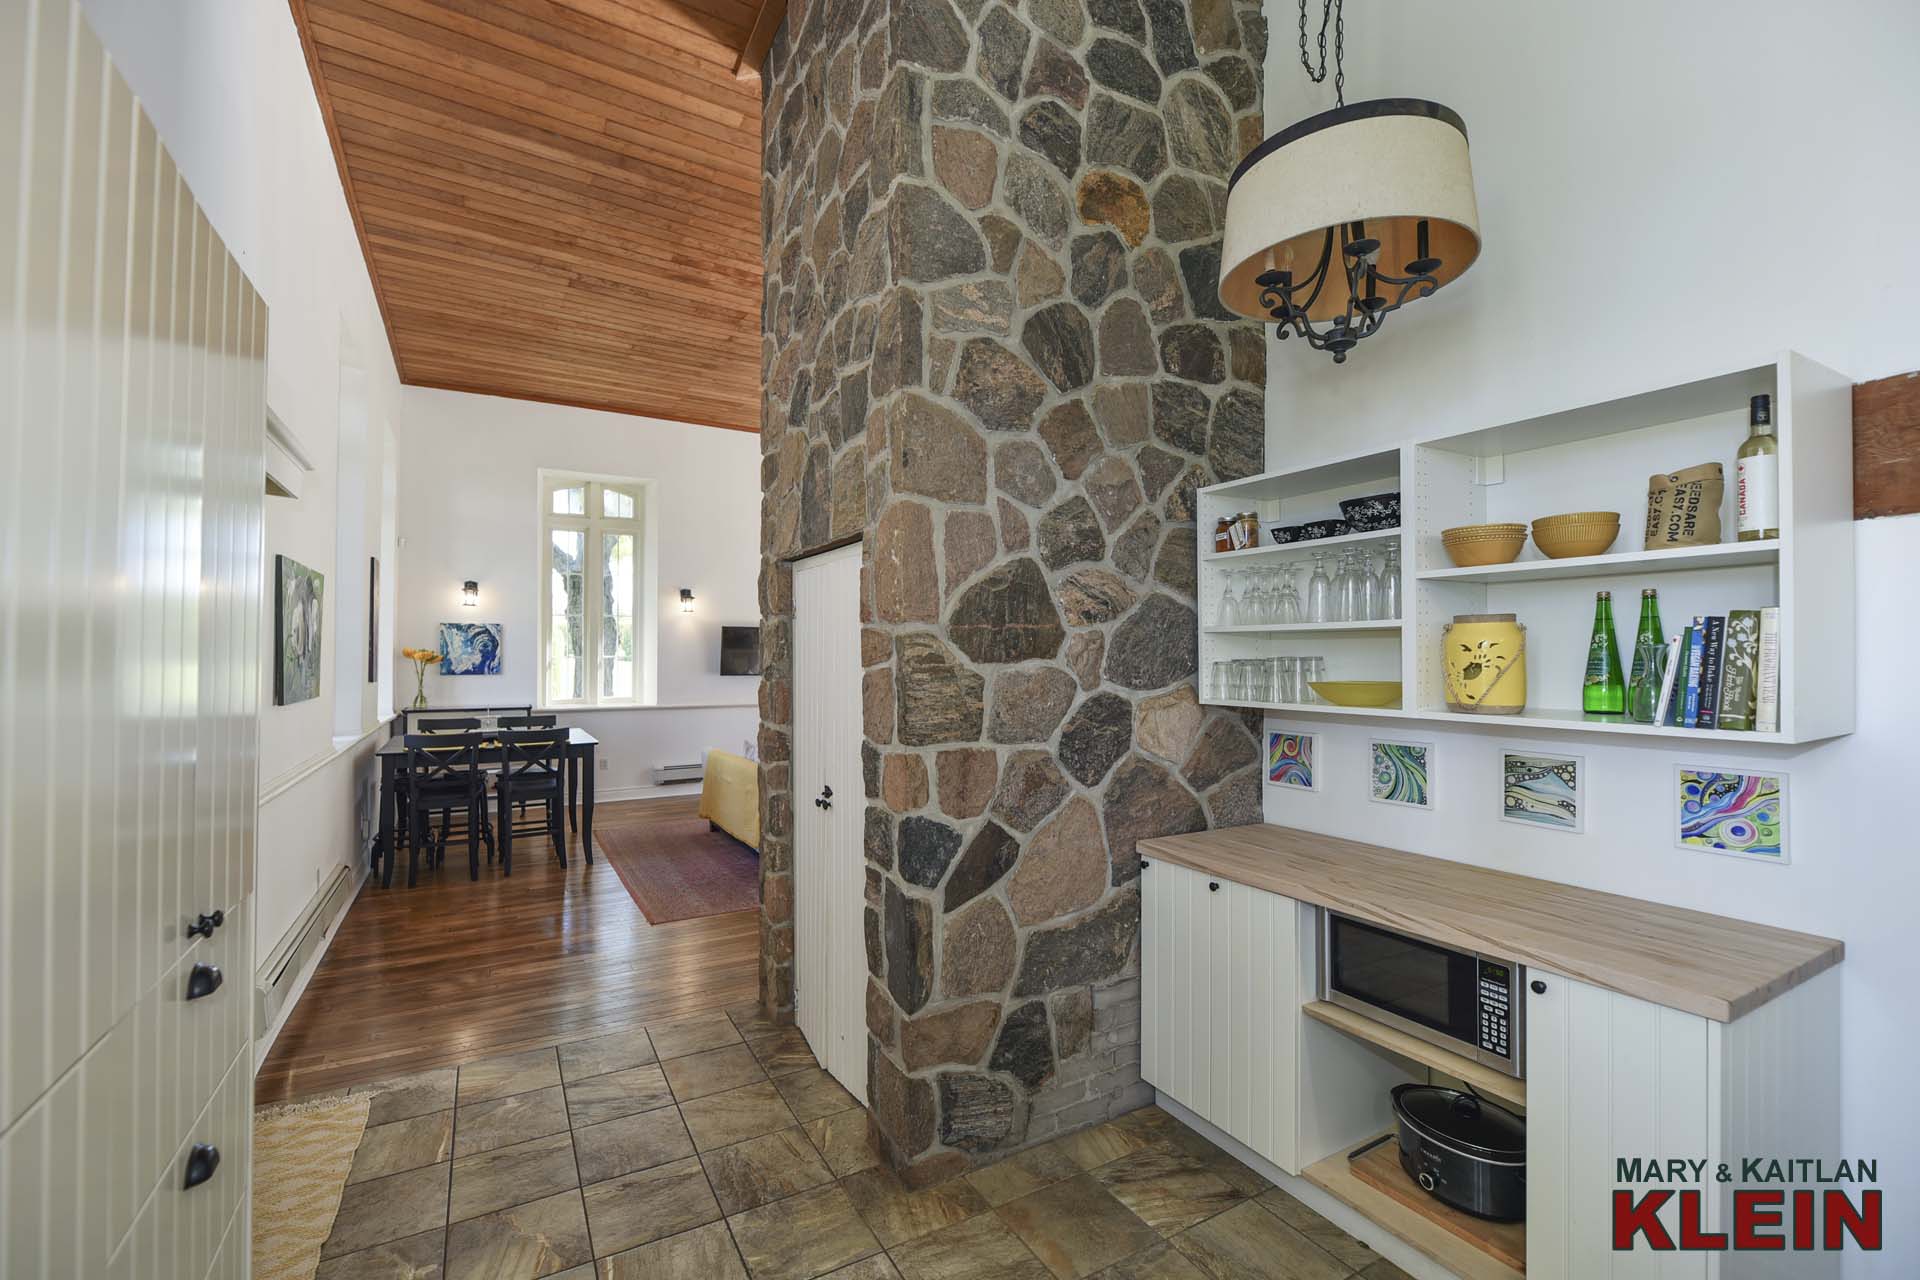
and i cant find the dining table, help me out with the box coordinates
[372,725,599,888]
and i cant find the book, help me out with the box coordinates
[1668,625,1695,725]
[1754,606,1782,733]
[1653,635,1684,728]
[1696,615,1726,730]
[1717,609,1761,731]
[1681,621,1706,728]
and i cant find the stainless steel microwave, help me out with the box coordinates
[1318,910,1525,1079]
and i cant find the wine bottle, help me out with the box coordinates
[1737,394,1779,541]
[1625,588,1666,723]
[1583,590,1626,715]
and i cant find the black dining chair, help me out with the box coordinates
[495,727,568,876]
[402,731,494,885]
[496,715,559,828]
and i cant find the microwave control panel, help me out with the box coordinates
[1477,961,1512,1059]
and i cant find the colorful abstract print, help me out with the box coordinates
[1679,769,1784,859]
[1503,754,1579,830]
[439,621,504,675]
[1370,742,1430,807]
[1267,734,1314,789]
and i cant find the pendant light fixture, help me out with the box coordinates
[1218,0,1481,362]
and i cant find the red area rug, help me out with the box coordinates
[597,817,760,925]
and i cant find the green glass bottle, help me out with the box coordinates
[1625,588,1666,723]
[1583,590,1626,715]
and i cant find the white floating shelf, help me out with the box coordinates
[1203,621,1403,636]
[1204,699,1788,742]
[1418,539,1780,585]
[1204,527,1402,562]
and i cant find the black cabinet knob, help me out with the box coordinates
[186,963,224,1001]
[1530,979,1547,995]
[187,910,225,940]
[183,1143,220,1190]
[1139,858,1148,870]
[1208,881,1220,892]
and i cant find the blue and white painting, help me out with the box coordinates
[439,621,503,675]
[1502,751,1584,833]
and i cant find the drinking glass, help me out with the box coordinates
[1276,656,1299,704]
[1305,656,1328,701]
[1306,554,1332,623]
[1218,571,1240,627]
[1248,659,1272,703]
[1381,545,1402,620]
[1333,552,1361,622]
[1211,661,1231,700]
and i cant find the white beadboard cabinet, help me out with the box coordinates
[1526,967,1841,1280]
[1,3,266,1277]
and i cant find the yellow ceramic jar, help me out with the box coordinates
[1442,614,1527,714]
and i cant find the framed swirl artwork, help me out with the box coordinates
[1266,731,1319,792]
[1677,767,1788,864]
[1368,739,1433,809]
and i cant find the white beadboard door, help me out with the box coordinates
[1141,859,1299,1173]
[1,4,265,1276]
[792,544,867,1104]
[1526,971,1716,1279]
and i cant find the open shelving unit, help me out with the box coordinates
[1196,351,1856,744]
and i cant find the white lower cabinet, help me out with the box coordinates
[1526,968,1841,1280]
[1141,859,1303,1173]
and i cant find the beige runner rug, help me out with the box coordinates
[251,1094,373,1280]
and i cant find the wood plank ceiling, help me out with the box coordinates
[290,0,783,432]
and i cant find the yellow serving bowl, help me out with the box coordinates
[1531,511,1621,559]
[1309,680,1403,708]
[1440,523,1528,567]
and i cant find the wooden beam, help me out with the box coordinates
[1854,370,1920,519]
[734,0,788,77]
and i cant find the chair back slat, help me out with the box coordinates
[417,717,481,735]
[497,727,565,787]
[498,714,558,730]
[403,730,489,789]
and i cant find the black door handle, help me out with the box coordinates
[187,910,225,940]
[183,1143,220,1189]
[815,784,833,810]
[1530,979,1548,995]
[186,963,224,1001]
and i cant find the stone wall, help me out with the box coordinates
[759,0,1268,1182]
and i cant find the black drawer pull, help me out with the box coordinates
[187,910,224,940]
[1208,881,1220,892]
[183,1143,220,1190]
[186,963,224,1001]
[1530,979,1548,995]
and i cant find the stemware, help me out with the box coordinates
[1218,570,1240,627]
[1381,545,1401,620]
[1334,552,1362,623]
[1278,563,1302,624]
[1307,554,1332,623]
[1358,550,1382,621]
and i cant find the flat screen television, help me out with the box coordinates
[720,625,761,676]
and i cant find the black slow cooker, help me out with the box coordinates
[1390,1084,1526,1221]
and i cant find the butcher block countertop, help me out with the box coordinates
[1137,825,1842,1022]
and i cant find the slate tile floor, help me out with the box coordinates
[295,1000,1412,1280]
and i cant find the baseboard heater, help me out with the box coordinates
[255,864,355,1030]
[652,761,705,785]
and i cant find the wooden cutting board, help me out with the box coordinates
[1348,1136,1527,1273]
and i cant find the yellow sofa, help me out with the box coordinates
[698,749,760,851]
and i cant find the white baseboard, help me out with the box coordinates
[594,781,704,803]
[253,860,367,1073]
[1153,1093,1461,1280]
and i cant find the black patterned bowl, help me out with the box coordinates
[1299,519,1351,541]
[1339,492,1401,532]
[1268,524,1308,544]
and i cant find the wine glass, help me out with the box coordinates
[1306,554,1332,623]
[1333,552,1361,623]
[1218,570,1240,627]
[1278,562,1302,624]
[1358,551,1382,621]
[1381,545,1401,620]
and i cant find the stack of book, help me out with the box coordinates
[1651,608,1779,731]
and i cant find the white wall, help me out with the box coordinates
[396,387,761,798]
[81,0,404,988]
[1257,2,1919,1270]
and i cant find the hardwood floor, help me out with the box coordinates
[255,796,761,1104]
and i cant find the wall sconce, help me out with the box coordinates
[462,579,479,607]
[679,588,696,614]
